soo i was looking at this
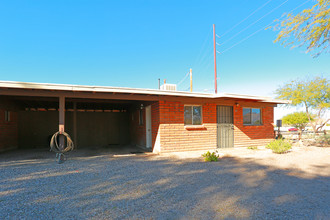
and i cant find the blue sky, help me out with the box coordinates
[0,0,329,118]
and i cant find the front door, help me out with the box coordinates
[217,105,234,148]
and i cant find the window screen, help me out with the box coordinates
[184,106,202,125]
[243,108,262,125]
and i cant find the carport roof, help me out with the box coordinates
[0,80,290,104]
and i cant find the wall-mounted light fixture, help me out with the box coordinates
[235,103,239,107]
[140,104,144,110]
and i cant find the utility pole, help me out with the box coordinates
[190,68,193,92]
[213,24,218,94]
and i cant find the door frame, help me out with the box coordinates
[217,105,234,148]
[145,105,152,149]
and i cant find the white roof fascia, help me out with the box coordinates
[0,80,212,98]
[0,80,290,104]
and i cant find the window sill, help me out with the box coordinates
[243,124,263,126]
[184,125,207,130]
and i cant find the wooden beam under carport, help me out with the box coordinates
[59,95,65,149]
[0,88,161,101]
[73,101,77,148]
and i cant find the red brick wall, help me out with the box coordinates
[154,101,217,152]
[234,105,274,147]
[151,101,275,153]
[0,109,18,152]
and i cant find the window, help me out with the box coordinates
[5,111,10,122]
[184,105,202,125]
[139,109,144,125]
[243,108,262,125]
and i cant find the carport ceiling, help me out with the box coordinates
[9,96,154,111]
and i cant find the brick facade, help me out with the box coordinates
[0,109,18,152]
[0,82,282,153]
[234,105,274,147]
[151,100,275,153]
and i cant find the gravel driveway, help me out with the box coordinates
[0,146,329,219]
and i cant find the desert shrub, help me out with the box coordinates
[247,146,258,150]
[316,134,330,147]
[266,139,292,154]
[202,151,219,162]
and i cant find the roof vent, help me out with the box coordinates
[160,83,177,91]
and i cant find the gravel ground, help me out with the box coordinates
[0,146,329,219]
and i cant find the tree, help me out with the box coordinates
[276,76,330,134]
[273,0,330,56]
[282,112,311,139]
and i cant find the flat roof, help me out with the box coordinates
[0,80,290,104]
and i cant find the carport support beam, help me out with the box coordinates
[59,96,65,149]
[73,101,77,148]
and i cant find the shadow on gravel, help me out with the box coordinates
[0,150,329,219]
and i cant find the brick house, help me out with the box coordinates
[0,81,287,153]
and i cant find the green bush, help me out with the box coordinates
[202,151,219,162]
[317,134,330,147]
[247,146,258,150]
[266,139,292,154]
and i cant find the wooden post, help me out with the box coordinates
[59,96,65,150]
[73,101,77,148]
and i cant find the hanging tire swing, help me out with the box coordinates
[50,131,74,163]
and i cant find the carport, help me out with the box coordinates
[0,82,156,152]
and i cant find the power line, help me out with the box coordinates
[193,52,213,76]
[192,27,213,69]
[217,0,274,39]
[218,0,289,47]
[218,0,312,55]
[176,72,190,86]
[184,86,190,91]
[194,47,213,73]
[219,25,268,54]
[192,0,312,93]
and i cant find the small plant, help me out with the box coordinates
[247,146,258,150]
[316,134,330,147]
[266,139,292,154]
[202,151,219,162]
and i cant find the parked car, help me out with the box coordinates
[288,128,298,131]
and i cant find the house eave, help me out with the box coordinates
[0,80,290,104]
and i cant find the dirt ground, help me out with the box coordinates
[0,145,329,219]
[162,145,330,178]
